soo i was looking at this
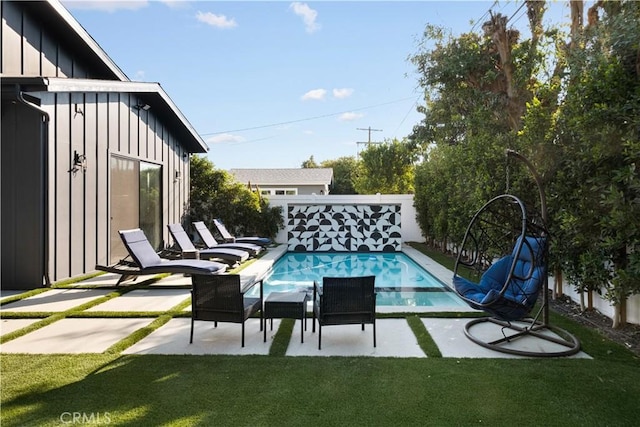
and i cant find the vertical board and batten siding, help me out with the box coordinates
[2,1,192,282]
[1,1,90,78]
[40,91,190,281]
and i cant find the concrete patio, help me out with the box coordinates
[0,246,590,359]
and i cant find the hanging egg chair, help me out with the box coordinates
[452,151,580,357]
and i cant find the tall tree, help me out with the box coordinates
[301,155,319,168]
[353,139,417,194]
[320,156,359,194]
[189,156,283,239]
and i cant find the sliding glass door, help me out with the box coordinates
[110,156,162,264]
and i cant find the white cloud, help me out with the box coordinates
[132,70,145,81]
[196,11,238,29]
[206,133,245,145]
[332,88,354,99]
[63,0,148,12]
[301,88,327,101]
[338,112,364,122]
[289,2,321,34]
[159,0,189,8]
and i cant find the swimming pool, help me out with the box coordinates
[249,252,467,308]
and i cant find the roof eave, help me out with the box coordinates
[3,77,208,153]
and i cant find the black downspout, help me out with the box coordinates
[15,85,51,287]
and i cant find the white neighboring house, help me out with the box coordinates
[229,168,334,196]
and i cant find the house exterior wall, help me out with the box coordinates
[259,184,328,196]
[34,91,190,281]
[1,1,192,285]
[1,1,95,78]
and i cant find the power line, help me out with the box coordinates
[200,96,416,136]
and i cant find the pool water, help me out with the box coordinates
[250,252,467,308]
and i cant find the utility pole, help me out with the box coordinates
[356,126,383,158]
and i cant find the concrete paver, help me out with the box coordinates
[0,318,153,354]
[0,289,112,313]
[86,289,190,312]
[123,318,268,356]
[286,318,426,357]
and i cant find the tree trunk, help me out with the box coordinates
[612,303,621,329]
[483,13,523,131]
[553,267,564,299]
[570,0,584,38]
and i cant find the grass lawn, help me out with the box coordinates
[2,245,639,426]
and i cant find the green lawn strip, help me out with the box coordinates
[51,272,106,287]
[89,296,192,354]
[406,314,442,357]
[0,284,165,344]
[103,315,173,354]
[269,318,295,356]
[0,289,50,306]
[2,354,640,426]
[0,313,67,345]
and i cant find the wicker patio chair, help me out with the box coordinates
[190,274,263,347]
[312,275,377,350]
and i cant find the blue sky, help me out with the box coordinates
[63,1,575,169]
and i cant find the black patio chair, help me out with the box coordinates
[190,274,263,347]
[312,275,377,350]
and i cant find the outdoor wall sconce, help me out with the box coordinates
[134,102,151,111]
[71,150,87,174]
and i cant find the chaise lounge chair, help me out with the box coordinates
[167,224,249,266]
[192,221,263,256]
[212,218,272,247]
[96,228,227,285]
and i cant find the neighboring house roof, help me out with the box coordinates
[229,168,334,186]
[3,77,208,153]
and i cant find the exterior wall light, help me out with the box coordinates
[71,150,87,174]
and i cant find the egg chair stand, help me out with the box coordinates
[452,151,580,357]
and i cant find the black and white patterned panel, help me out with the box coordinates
[287,204,401,252]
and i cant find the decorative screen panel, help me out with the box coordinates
[287,204,401,252]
